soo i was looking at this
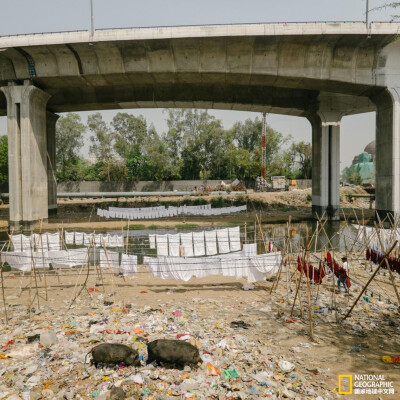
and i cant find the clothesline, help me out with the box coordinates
[150,226,242,257]
[144,244,281,283]
[9,232,125,252]
[0,248,137,276]
[97,204,247,220]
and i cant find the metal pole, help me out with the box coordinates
[90,0,94,37]
[366,0,369,29]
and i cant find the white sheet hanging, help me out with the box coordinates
[1,251,32,271]
[156,234,169,256]
[242,243,257,256]
[10,235,23,252]
[65,231,75,245]
[246,252,281,283]
[47,250,71,269]
[75,232,84,246]
[68,249,89,266]
[193,231,205,256]
[21,234,33,251]
[180,232,194,257]
[149,234,156,249]
[205,230,218,255]
[47,233,61,251]
[99,250,120,270]
[217,228,230,254]
[228,227,241,252]
[83,233,93,246]
[121,253,138,275]
[168,234,180,257]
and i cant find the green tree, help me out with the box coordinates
[111,113,148,160]
[56,113,85,181]
[285,141,312,179]
[165,109,228,180]
[88,113,115,182]
[228,117,291,180]
[0,135,8,185]
[347,166,364,185]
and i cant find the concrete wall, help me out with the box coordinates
[295,179,312,190]
[57,180,233,193]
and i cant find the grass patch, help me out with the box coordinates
[175,223,199,229]
[148,224,160,229]
[128,224,146,230]
[224,221,245,226]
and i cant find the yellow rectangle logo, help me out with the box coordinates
[338,375,353,394]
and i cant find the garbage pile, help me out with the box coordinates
[0,276,399,399]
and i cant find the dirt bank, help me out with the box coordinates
[0,187,374,231]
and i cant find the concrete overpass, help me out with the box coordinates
[0,22,400,229]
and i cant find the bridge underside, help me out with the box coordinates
[0,24,399,228]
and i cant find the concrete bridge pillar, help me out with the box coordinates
[47,112,59,216]
[308,112,342,220]
[0,81,51,231]
[372,88,400,221]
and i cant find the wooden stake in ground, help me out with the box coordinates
[304,228,314,341]
[374,224,400,307]
[290,249,304,317]
[0,240,11,324]
[342,240,398,320]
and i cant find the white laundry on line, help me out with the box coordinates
[121,253,138,275]
[74,232,84,246]
[168,234,180,257]
[217,228,230,254]
[228,226,241,252]
[149,234,156,249]
[1,251,32,272]
[193,231,205,256]
[99,249,120,271]
[47,232,61,251]
[205,230,218,256]
[65,231,75,245]
[180,232,194,257]
[156,234,169,256]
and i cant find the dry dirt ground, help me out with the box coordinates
[0,250,399,399]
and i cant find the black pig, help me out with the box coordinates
[86,343,140,368]
[147,339,202,369]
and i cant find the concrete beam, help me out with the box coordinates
[47,112,59,216]
[308,112,342,221]
[0,82,51,231]
[371,88,400,221]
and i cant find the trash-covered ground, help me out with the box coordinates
[0,260,399,400]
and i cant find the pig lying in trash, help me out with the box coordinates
[147,339,202,369]
[85,343,140,368]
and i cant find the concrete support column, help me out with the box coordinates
[308,113,342,220]
[47,112,59,215]
[371,88,400,220]
[0,82,51,230]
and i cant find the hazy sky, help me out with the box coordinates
[0,1,394,168]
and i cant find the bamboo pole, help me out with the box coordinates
[343,240,398,320]
[1,240,11,324]
[69,240,91,309]
[304,228,314,340]
[374,224,400,306]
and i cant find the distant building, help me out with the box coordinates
[345,141,375,184]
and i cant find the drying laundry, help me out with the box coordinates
[205,230,218,256]
[121,253,138,275]
[217,228,230,254]
[180,232,194,257]
[193,231,206,256]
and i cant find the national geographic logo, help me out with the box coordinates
[339,375,353,395]
[338,374,395,396]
